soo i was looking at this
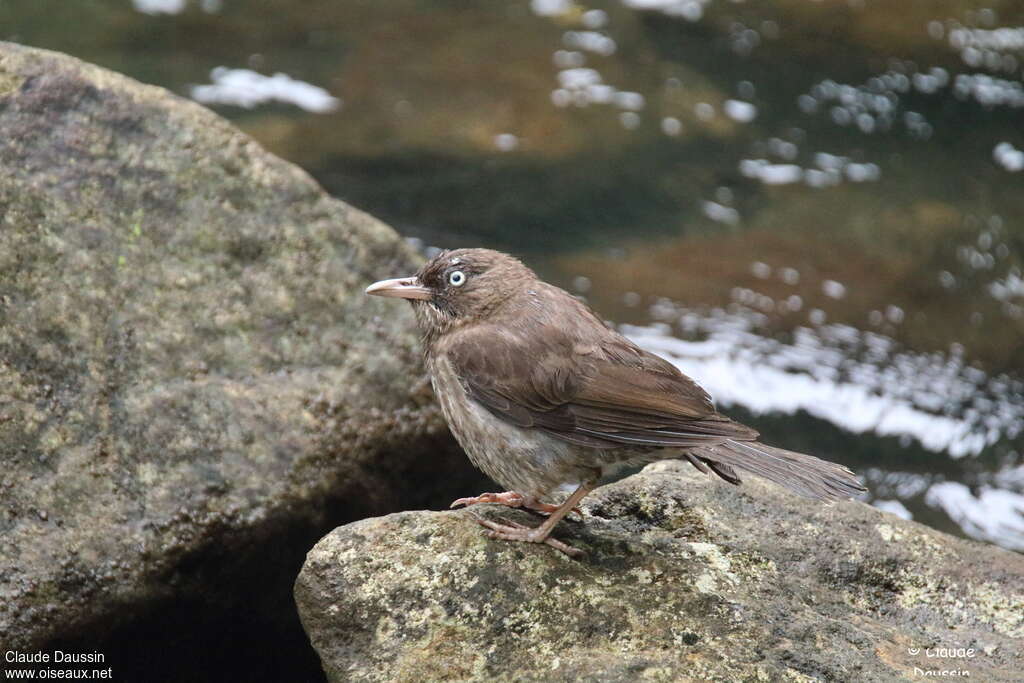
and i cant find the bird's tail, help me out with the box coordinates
[685,440,865,501]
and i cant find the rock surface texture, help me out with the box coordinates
[296,462,1024,682]
[0,41,465,660]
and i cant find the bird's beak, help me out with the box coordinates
[365,276,432,301]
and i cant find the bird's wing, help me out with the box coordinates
[441,315,757,450]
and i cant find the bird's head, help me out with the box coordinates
[366,248,536,338]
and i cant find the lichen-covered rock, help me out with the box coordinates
[0,41,461,651]
[296,462,1024,682]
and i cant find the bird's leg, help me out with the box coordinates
[521,495,584,519]
[471,481,595,558]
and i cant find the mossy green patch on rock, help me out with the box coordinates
[0,71,24,97]
[297,462,1024,682]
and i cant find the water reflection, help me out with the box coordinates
[5,0,1023,551]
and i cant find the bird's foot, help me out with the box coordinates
[469,514,585,558]
[449,491,525,509]
[450,491,582,519]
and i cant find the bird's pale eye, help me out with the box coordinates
[448,270,467,287]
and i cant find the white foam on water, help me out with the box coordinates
[949,26,1024,51]
[494,134,520,152]
[925,482,1024,550]
[190,67,341,113]
[739,160,803,184]
[530,0,572,17]
[132,0,186,14]
[989,270,1024,300]
[564,31,617,56]
[873,499,913,520]
[623,0,708,22]
[724,99,757,122]
[822,280,847,299]
[994,142,1024,171]
[702,201,739,226]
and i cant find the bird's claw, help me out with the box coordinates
[450,491,524,509]
[468,513,585,558]
[450,491,583,520]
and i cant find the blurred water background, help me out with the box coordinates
[5,0,1022,552]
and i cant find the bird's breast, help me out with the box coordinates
[426,353,583,499]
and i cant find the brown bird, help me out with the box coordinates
[367,248,865,556]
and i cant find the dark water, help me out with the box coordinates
[5,1,1022,548]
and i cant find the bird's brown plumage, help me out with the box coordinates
[367,247,865,553]
[438,290,758,450]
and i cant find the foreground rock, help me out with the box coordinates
[0,41,467,657]
[297,462,1024,681]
